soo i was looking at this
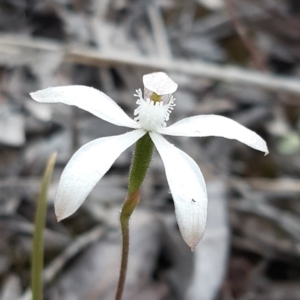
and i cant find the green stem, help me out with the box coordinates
[115,133,154,300]
[115,190,140,300]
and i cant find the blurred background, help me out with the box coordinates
[0,0,300,299]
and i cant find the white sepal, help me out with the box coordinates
[55,129,146,221]
[149,132,207,250]
[30,86,139,129]
[157,115,269,155]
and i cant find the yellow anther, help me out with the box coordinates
[150,92,161,103]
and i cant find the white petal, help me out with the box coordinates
[150,132,207,250]
[30,86,139,128]
[157,115,268,155]
[55,129,146,221]
[143,72,178,95]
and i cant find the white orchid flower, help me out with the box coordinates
[30,72,268,250]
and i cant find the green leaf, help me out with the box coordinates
[31,152,57,300]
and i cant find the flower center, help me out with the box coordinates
[133,89,176,131]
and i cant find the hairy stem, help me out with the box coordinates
[115,133,154,300]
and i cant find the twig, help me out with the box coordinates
[230,179,300,241]
[246,177,300,194]
[225,0,267,71]
[233,235,300,257]
[147,3,172,60]
[19,226,104,300]
[232,199,300,241]
[1,34,300,94]
[68,48,300,95]
[44,226,104,282]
